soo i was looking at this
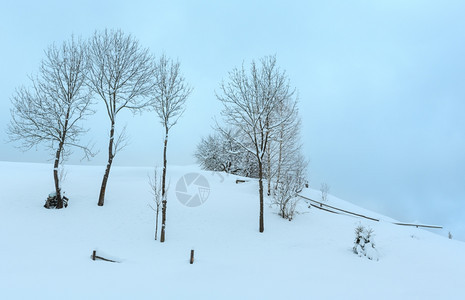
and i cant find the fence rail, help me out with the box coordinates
[299,194,379,222]
[297,194,442,229]
[392,222,443,229]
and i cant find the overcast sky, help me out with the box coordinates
[1,0,464,240]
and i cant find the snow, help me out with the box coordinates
[0,161,464,299]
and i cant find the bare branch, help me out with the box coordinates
[150,54,192,131]
[113,125,130,155]
[87,29,154,119]
[148,167,163,240]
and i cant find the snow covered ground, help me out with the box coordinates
[0,161,464,299]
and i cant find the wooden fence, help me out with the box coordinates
[297,194,442,229]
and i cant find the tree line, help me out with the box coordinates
[7,29,307,239]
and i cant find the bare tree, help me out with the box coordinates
[272,97,302,192]
[216,55,297,233]
[320,182,330,202]
[151,54,192,242]
[87,29,154,206]
[7,37,94,208]
[148,168,162,240]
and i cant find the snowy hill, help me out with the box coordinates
[0,161,464,299]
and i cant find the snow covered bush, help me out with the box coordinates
[44,191,69,209]
[353,224,379,261]
[272,187,299,221]
[320,182,330,202]
[271,172,305,221]
[195,130,259,178]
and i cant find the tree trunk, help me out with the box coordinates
[54,111,71,209]
[98,122,115,206]
[258,158,264,233]
[160,127,169,242]
[275,132,284,191]
[53,146,63,209]
[266,143,272,196]
[155,205,159,240]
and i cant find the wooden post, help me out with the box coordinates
[190,249,194,264]
[92,250,96,261]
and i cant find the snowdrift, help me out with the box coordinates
[0,161,464,299]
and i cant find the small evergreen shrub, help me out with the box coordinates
[353,224,379,261]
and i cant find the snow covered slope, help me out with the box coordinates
[0,161,464,299]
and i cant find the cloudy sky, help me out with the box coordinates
[1,0,464,240]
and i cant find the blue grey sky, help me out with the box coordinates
[1,1,464,239]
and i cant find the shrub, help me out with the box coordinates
[353,224,379,261]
